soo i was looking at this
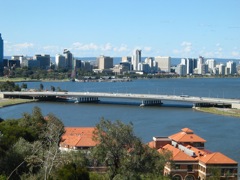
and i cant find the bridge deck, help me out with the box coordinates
[1,91,240,105]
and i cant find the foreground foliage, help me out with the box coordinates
[92,119,171,179]
[0,109,172,179]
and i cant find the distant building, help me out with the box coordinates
[218,64,226,75]
[122,56,132,63]
[181,58,198,75]
[81,61,93,72]
[4,59,20,68]
[155,56,171,72]
[176,64,187,76]
[22,59,40,68]
[148,128,238,180]
[226,61,237,75]
[97,55,113,70]
[73,59,82,70]
[55,54,66,69]
[33,54,50,69]
[0,33,4,74]
[63,49,73,70]
[132,50,141,71]
[205,59,216,74]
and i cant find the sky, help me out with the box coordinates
[1,0,240,59]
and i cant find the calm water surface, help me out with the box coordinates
[1,78,240,165]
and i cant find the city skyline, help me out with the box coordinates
[1,0,240,59]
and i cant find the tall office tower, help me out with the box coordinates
[226,61,237,75]
[122,56,132,63]
[176,64,187,76]
[205,59,216,73]
[197,56,204,68]
[55,54,66,69]
[97,55,113,70]
[218,64,226,75]
[132,49,141,70]
[155,56,171,72]
[186,58,194,74]
[63,49,73,70]
[33,54,50,69]
[0,33,3,74]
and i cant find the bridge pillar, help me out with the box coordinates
[75,97,99,103]
[140,100,162,107]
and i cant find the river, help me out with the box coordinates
[0,77,240,166]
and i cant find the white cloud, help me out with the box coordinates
[114,44,128,52]
[173,41,193,57]
[231,51,239,57]
[181,41,192,53]
[143,46,152,52]
[72,42,99,51]
[101,43,112,51]
[14,42,34,49]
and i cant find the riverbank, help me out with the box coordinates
[194,107,240,117]
[0,98,37,108]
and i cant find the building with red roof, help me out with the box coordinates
[60,127,97,151]
[148,128,238,180]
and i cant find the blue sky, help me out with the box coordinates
[1,0,240,58]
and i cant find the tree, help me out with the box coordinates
[92,119,170,179]
[21,83,28,89]
[50,86,55,92]
[54,163,89,180]
[39,83,44,91]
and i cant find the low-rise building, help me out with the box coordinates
[59,127,97,151]
[148,128,238,180]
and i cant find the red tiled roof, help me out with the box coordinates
[199,152,237,165]
[169,128,206,143]
[159,144,197,162]
[60,127,97,148]
[147,141,156,149]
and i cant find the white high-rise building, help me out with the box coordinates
[218,64,226,75]
[226,61,237,75]
[176,64,187,76]
[155,56,171,72]
[205,59,216,74]
[132,49,141,70]
[55,54,66,69]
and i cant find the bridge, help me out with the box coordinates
[1,91,240,109]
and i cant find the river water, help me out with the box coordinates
[0,78,240,165]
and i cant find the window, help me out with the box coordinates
[175,164,180,169]
[187,165,193,172]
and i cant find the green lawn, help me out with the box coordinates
[0,98,36,107]
[194,107,240,118]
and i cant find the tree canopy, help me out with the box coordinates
[92,118,171,179]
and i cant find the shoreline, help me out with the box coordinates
[193,107,240,118]
[0,98,37,108]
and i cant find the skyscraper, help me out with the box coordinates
[55,54,66,69]
[97,55,113,70]
[63,49,73,70]
[132,49,141,70]
[0,33,4,73]
[155,56,171,72]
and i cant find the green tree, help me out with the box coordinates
[54,163,89,180]
[50,85,55,91]
[21,83,28,89]
[92,119,170,179]
[39,83,44,91]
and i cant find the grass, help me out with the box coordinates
[0,98,37,107]
[194,107,240,118]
